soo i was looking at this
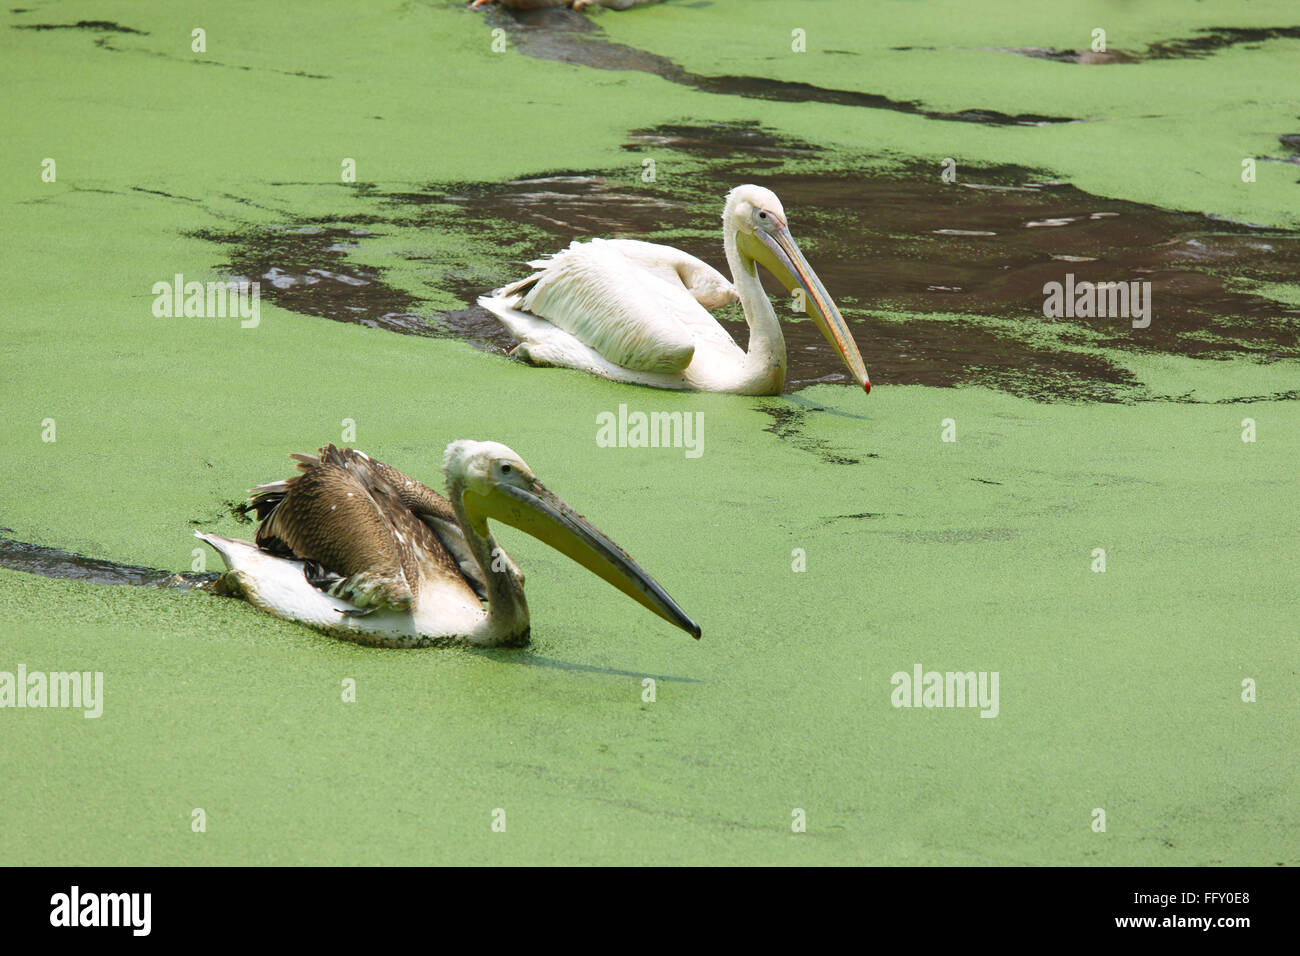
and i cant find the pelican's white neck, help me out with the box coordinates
[443,466,530,645]
[723,217,787,394]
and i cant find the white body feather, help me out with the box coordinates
[480,238,786,395]
[195,532,488,647]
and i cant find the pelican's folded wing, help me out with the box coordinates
[511,240,708,374]
[596,239,738,312]
[249,445,463,611]
[325,448,490,600]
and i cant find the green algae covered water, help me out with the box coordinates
[0,1,1296,865]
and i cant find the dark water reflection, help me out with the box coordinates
[197,122,1300,403]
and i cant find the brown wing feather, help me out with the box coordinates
[247,445,464,611]
[336,450,491,600]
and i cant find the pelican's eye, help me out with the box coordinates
[499,463,512,475]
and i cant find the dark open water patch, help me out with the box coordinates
[11,15,329,78]
[12,19,146,33]
[893,26,1300,66]
[193,219,522,352]
[623,121,824,160]
[0,533,216,589]
[1268,134,1300,169]
[195,123,1300,403]
[479,6,1075,126]
[191,224,441,338]
[1006,25,1300,65]
[756,404,868,466]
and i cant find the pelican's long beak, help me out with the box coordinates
[466,482,701,639]
[740,224,871,394]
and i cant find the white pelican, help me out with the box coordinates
[479,184,871,395]
[196,442,699,648]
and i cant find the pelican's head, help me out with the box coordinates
[444,440,701,639]
[724,184,871,394]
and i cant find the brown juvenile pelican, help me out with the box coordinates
[479,185,871,395]
[196,442,699,647]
